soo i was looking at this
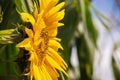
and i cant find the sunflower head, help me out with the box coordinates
[17,0,68,80]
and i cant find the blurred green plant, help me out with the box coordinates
[0,0,120,80]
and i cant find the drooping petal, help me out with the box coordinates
[44,61,59,79]
[32,63,42,80]
[41,65,52,80]
[20,13,35,26]
[47,47,67,69]
[46,55,68,76]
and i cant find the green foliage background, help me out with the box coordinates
[0,0,119,80]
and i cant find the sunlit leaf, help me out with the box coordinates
[80,0,98,47]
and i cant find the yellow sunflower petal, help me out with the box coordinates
[17,0,67,79]
[33,63,42,80]
[47,47,67,69]
[20,12,35,26]
[58,23,64,27]
[47,9,65,23]
[47,22,64,30]
[25,27,33,38]
[44,0,58,13]
[44,61,59,79]
[46,2,65,18]
[42,65,52,80]
[46,55,68,76]
[53,38,61,41]
[16,38,31,49]
[29,51,41,66]
[48,28,57,37]
[33,11,45,33]
[57,9,65,20]
[48,39,63,50]
[39,0,51,11]
[33,2,38,20]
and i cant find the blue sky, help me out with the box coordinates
[92,0,120,27]
[91,1,120,80]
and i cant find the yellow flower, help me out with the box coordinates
[17,0,68,80]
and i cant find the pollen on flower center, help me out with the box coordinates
[35,28,49,65]
[36,49,46,65]
[40,28,49,50]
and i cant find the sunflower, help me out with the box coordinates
[16,0,68,80]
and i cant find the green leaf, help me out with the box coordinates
[58,1,79,63]
[0,0,21,30]
[80,0,98,47]
[14,0,24,12]
[14,0,34,13]
[0,44,21,80]
[0,29,15,35]
[58,1,80,79]
[75,36,92,80]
